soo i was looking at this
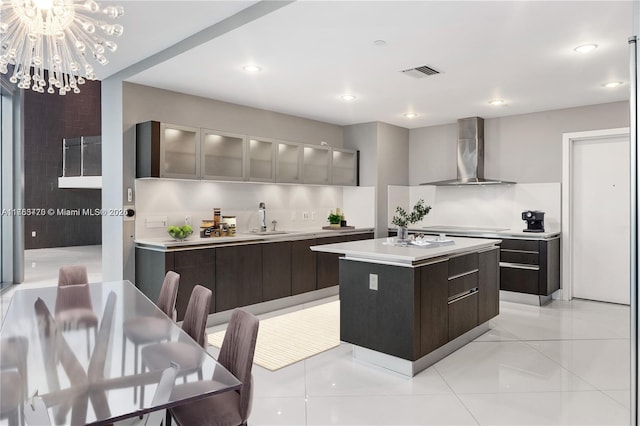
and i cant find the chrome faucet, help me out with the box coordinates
[259,202,267,232]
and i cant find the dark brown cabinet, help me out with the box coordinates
[478,247,500,323]
[173,249,216,319]
[262,241,292,301]
[448,292,479,340]
[215,244,262,312]
[500,237,560,296]
[419,260,449,355]
[291,238,317,295]
[134,247,215,321]
[135,231,374,315]
[316,235,344,289]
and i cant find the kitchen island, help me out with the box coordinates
[311,236,501,376]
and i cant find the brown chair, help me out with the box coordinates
[122,271,180,399]
[139,285,212,406]
[169,309,259,426]
[55,265,97,358]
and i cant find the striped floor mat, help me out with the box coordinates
[208,300,340,371]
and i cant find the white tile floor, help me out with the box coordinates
[0,245,632,425]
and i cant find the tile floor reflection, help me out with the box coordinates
[223,298,631,426]
[0,247,631,425]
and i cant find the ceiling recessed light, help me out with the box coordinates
[242,65,262,73]
[403,113,418,118]
[488,99,506,106]
[373,40,386,46]
[340,94,356,101]
[574,44,598,54]
[602,81,623,88]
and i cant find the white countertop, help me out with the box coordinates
[135,228,374,251]
[405,226,560,240]
[310,236,501,266]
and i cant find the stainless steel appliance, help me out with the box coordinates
[420,117,515,186]
[522,210,545,233]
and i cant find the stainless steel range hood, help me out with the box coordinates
[421,117,515,186]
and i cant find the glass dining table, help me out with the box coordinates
[0,280,240,425]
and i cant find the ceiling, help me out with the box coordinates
[106,1,632,129]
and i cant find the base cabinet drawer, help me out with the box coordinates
[448,292,478,340]
[500,265,539,294]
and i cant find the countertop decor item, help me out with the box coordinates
[327,210,343,228]
[167,225,193,241]
[0,0,125,95]
[392,199,431,241]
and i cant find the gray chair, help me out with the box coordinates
[55,265,97,358]
[168,309,259,426]
[139,285,212,406]
[0,337,28,426]
[122,271,180,380]
[0,370,23,426]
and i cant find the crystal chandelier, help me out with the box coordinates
[0,0,124,95]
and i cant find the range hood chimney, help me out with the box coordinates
[421,117,515,186]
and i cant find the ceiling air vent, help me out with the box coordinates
[400,65,440,79]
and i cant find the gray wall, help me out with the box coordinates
[344,121,409,236]
[377,122,409,233]
[123,83,344,147]
[409,101,630,185]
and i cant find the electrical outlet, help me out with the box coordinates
[185,216,192,226]
[369,274,378,291]
[291,211,296,221]
[302,211,310,220]
[311,211,316,220]
[31,231,36,237]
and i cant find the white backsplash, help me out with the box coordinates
[135,179,375,239]
[388,183,561,232]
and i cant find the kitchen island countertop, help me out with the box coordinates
[311,236,501,266]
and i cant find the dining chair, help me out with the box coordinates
[139,285,212,406]
[123,271,180,401]
[55,265,98,358]
[122,272,180,361]
[168,308,259,426]
[0,370,23,426]
[0,336,28,426]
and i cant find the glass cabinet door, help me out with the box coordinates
[201,129,246,181]
[160,124,200,179]
[276,142,302,183]
[302,145,330,184]
[248,138,276,182]
[331,148,358,186]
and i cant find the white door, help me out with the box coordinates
[572,134,630,304]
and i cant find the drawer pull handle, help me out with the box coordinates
[448,287,478,304]
[500,262,540,271]
[448,269,479,281]
[501,248,539,255]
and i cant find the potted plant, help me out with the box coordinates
[391,199,432,241]
[327,210,342,228]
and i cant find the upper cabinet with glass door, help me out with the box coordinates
[276,141,302,183]
[302,145,331,185]
[247,137,276,182]
[136,121,200,179]
[201,129,246,181]
[331,148,359,186]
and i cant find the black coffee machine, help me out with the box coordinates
[522,210,545,232]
